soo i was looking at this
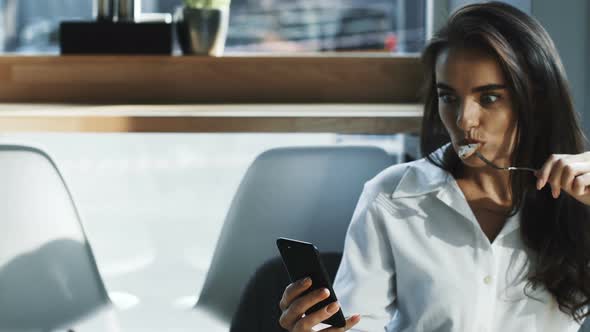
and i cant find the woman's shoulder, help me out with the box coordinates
[364,157,450,200]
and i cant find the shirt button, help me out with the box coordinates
[484,275,492,285]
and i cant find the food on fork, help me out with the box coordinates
[457,143,481,159]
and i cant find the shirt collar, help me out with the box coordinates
[390,143,521,236]
[391,144,453,200]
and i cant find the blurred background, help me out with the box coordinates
[0,0,427,54]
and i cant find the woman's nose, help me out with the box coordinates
[456,99,480,130]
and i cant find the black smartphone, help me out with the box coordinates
[276,237,346,328]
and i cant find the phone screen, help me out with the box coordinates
[276,237,346,328]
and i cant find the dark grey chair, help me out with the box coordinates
[194,146,394,325]
[230,252,343,332]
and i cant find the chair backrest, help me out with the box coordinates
[0,144,112,330]
[196,145,394,322]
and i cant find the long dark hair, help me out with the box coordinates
[420,2,590,321]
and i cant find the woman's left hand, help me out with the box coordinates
[536,152,590,205]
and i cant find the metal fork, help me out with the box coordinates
[474,151,537,173]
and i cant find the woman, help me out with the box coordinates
[278,2,590,331]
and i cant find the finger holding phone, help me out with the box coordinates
[277,238,361,331]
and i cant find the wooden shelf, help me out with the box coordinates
[0,55,422,104]
[0,56,424,133]
[0,103,422,133]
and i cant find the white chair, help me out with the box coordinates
[0,144,119,332]
[195,145,394,325]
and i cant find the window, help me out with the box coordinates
[0,0,427,53]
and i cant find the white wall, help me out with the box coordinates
[531,0,590,139]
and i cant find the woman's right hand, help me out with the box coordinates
[278,277,361,331]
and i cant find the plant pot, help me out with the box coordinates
[175,6,229,56]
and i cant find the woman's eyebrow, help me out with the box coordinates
[435,82,507,92]
[436,82,454,91]
[472,84,507,92]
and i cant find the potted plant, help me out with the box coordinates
[176,0,231,56]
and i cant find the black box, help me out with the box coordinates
[60,21,173,54]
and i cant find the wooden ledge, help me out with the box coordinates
[0,55,423,104]
[0,103,423,133]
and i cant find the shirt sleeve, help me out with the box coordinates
[332,184,398,332]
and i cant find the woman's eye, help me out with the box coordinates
[480,94,500,105]
[438,94,457,104]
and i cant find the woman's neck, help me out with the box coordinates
[456,164,512,204]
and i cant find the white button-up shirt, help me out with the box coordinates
[333,147,583,332]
